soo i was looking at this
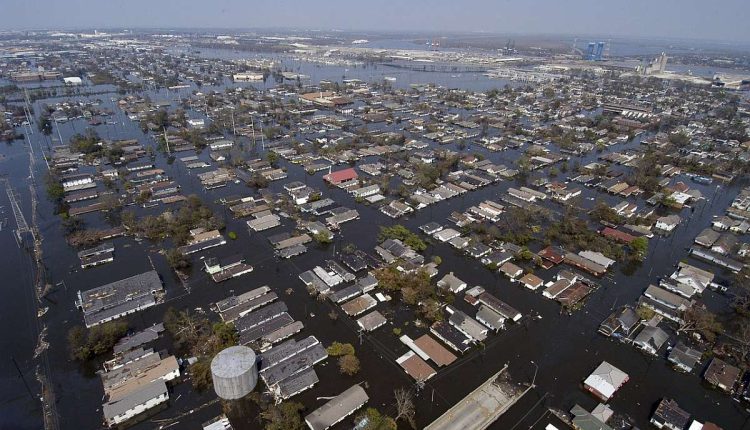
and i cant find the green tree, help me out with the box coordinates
[189,357,214,391]
[326,342,355,357]
[266,151,279,166]
[67,321,129,361]
[355,408,397,430]
[630,237,649,260]
[379,225,426,251]
[312,231,332,244]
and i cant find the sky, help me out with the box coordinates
[1,0,749,43]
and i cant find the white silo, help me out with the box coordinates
[210,345,258,400]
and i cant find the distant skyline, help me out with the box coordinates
[2,0,749,44]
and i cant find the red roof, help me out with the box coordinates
[601,227,636,244]
[323,168,358,184]
[538,246,564,264]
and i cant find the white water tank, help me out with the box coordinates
[210,345,258,400]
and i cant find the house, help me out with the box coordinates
[711,234,738,255]
[482,250,514,267]
[656,215,681,233]
[695,228,720,247]
[703,358,741,393]
[570,404,614,430]
[712,216,735,231]
[396,351,436,381]
[667,342,702,373]
[323,168,358,185]
[583,361,629,402]
[498,262,523,280]
[669,263,713,296]
[650,399,691,430]
[103,380,169,426]
[633,326,669,355]
[434,228,461,242]
[446,305,487,342]
[437,272,467,293]
[543,278,574,300]
[578,251,616,269]
[598,307,639,337]
[519,273,544,291]
[475,305,505,332]
[351,184,380,198]
[420,222,443,235]
[466,242,491,259]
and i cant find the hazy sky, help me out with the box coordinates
[2,0,749,43]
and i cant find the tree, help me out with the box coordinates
[67,321,129,361]
[730,318,750,368]
[338,354,360,376]
[394,387,416,428]
[355,408,397,430]
[189,356,214,391]
[678,306,722,343]
[636,305,655,321]
[261,401,305,430]
[379,225,426,251]
[166,248,191,270]
[267,151,279,167]
[326,342,355,357]
[312,231,332,244]
[630,237,649,260]
[45,173,65,203]
[589,201,623,225]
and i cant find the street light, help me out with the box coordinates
[530,360,538,389]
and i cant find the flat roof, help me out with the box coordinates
[413,334,457,367]
[397,351,436,381]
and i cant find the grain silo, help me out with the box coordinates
[211,345,258,400]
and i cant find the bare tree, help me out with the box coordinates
[730,318,750,365]
[677,305,722,343]
[393,387,416,428]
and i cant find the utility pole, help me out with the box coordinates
[259,116,265,151]
[11,356,34,400]
[163,127,171,154]
[54,119,64,147]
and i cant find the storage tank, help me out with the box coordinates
[210,345,258,400]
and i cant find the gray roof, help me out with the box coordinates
[78,270,163,326]
[667,342,702,371]
[634,326,669,352]
[102,380,167,422]
[356,310,387,331]
[305,385,369,430]
[113,323,165,354]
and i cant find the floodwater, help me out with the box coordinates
[1,51,749,430]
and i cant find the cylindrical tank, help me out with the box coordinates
[210,345,258,400]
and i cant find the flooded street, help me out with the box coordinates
[1,47,749,430]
